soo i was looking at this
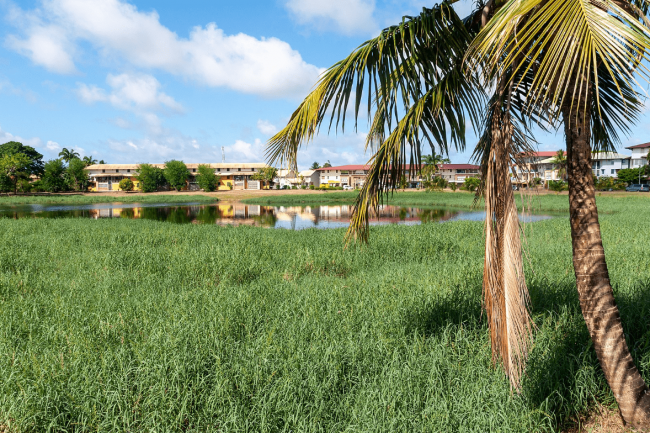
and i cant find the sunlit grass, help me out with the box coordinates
[0,194,219,206]
[0,196,648,431]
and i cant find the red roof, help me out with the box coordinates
[438,164,480,170]
[521,151,566,157]
[316,165,370,171]
[316,164,423,171]
[626,142,650,149]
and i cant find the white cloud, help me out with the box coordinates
[285,0,377,35]
[257,120,278,136]
[46,140,61,151]
[0,126,43,150]
[7,0,323,99]
[77,73,182,113]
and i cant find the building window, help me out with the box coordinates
[102,169,105,173]
[193,169,196,173]
[238,168,241,172]
[251,168,255,171]
[127,169,130,173]
[227,168,230,172]
[611,169,615,174]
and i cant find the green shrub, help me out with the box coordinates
[461,177,480,192]
[196,164,220,192]
[136,164,166,193]
[118,178,134,191]
[164,160,189,192]
[548,180,567,192]
[42,159,67,192]
[310,185,315,190]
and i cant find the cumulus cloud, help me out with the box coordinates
[6,0,323,99]
[77,73,182,113]
[257,120,278,136]
[285,0,377,35]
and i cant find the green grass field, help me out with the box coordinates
[245,190,646,213]
[0,194,219,206]
[0,194,648,431]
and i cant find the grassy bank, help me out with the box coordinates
[244,190,650,213]
[1,205,649,431]
[0,193,218,206]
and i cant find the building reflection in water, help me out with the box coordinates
[0,203,464,229]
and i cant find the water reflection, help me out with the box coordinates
[0,203,553,229]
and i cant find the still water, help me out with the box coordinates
[0,202,553,229]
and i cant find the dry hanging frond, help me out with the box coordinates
[480,92,533,389]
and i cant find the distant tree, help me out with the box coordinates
[310,162,321,170]
[462,177,480,192]
[617,168,647,185]
[0,153,33,193]
[252,167,279,189]
[119,178,134,192]
[548,180,567,193]
[322,160,332,168]
[196,164,220,191]
[549,150,567,180]
[136,164,166,193]
[98,160,107,164]
[0,141,44,175]
[421,154,450,182]
[164,160,189,191]
[66,158,90,191]
[82,156,98,167]
[58,148,80,164]
[42,159,67,192]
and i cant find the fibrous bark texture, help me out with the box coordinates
[564,105,650,429]
[483,108,532,390]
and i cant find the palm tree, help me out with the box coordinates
[549,150,567,181]
[267,0,650,425]
[58,148,80,164]
[421,154,451,182]
[472,0,650,425]
[310,162,321,170]
[322,160,332,168]
[82,156,98,167]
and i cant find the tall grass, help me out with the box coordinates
[0,194,218,206]
[0,200,648,431]
[245,190,650,213]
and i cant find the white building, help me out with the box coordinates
[591,152,631,178]
[299,170,318,187]
[625,142,650,169]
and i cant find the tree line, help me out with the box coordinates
[0,142,104,194]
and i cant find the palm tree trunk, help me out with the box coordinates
[563,105,650,428]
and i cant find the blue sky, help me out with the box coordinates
[0,0,648,170]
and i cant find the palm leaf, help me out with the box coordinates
[266,3,480,172]
[468,0,650,125]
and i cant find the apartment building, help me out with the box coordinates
[591,152,631,178]
[625,142,650,169]
[437,164,481,184]
[316,165,371,188]
[85,163,269,191]
[512,151,565,184]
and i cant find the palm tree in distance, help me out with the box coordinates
[58,148,80,164]
[267,0,650,426]
[322,160,332,168]
[550,150,567,181]
[310,162,321,170]
[82,156,98,167]
[421,154,451,182]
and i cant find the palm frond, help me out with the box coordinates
[468,0,650,126]
[478,87,533,389]
[346,63,481,242]
[266,3,480,172]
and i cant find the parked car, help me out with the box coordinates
[343,185,354,190]
[625,184,650,192]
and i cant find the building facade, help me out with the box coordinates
[591,152,631,178]
[437,164,481,184]
[85,163,269,192]
[625,142,650,169]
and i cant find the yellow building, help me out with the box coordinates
[85,163,269,192]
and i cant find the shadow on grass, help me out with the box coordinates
[401,278,650,429]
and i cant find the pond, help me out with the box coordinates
[0,202,554,229]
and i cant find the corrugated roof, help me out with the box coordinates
[520,151,566,158]
[438,164,480,170]
[592,152,631,160]
[625,142,650,149]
